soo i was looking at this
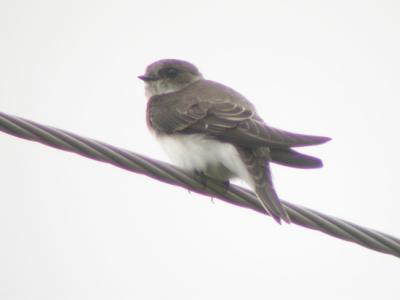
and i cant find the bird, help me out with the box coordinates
[138,59,330,224]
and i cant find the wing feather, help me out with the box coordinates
[147,82,330,148]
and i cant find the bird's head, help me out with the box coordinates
[138,59,203,97]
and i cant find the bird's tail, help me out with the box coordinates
[238,148,290,224]
[254,166,290,224]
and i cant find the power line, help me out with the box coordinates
[1,111,399,258]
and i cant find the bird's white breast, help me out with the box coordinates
[156,134,253,186]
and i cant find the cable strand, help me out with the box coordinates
[1,111,399,258]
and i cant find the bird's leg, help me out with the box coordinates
[223,180,230,189]
[194,170,208,189]
[194,170,220,203]
[193,171,230,203]
[223,180,230,192]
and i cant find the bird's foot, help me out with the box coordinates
[223,180,230,193]
[194,170,208,189]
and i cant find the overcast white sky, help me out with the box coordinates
[1,1,400,299]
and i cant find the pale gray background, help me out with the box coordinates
[1,1,399,299]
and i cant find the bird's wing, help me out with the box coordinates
[270,148,324,169]
[147,93,330,148]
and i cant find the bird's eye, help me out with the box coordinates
[165,68,179,78]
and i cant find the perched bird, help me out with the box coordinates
[139,59,330,223]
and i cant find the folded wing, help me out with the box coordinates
[148,92,330,149]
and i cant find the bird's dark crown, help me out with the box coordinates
[139,59,202,82]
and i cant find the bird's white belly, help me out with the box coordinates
[156,134,253,186]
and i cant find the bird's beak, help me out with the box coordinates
[138,75,159,82]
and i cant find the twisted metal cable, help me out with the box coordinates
[1,111,399,258]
